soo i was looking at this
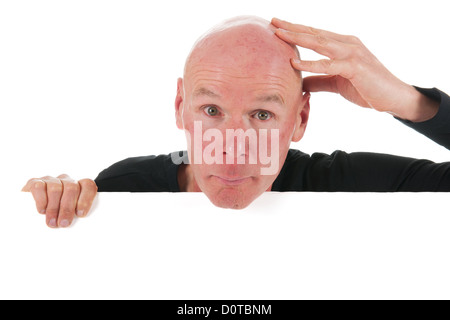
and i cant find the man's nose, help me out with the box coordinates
[224,133,246,157]
[221,117,253,160]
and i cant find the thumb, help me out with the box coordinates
[303,75,339,93]
[22,179,35,192]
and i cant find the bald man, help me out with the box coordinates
[23,16,450,228]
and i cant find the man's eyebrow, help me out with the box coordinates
[193,87,221,99]
[255,93,285,105]
[193,88,285,105]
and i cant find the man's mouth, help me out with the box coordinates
[213,175,252,186]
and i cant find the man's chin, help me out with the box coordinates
[212,201,250,210]
[206,188,258,210]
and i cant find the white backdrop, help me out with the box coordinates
[1,0,449,300]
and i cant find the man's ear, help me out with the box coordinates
[175,78,184,130]
[292,92,311,142]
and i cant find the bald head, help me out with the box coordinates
[175,16,310,210]
[184,16,301,85]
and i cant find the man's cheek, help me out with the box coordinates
[257,129,280,176]
[183,121,209,165]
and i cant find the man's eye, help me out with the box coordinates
[254,111,272,121]
[203,106,219,117]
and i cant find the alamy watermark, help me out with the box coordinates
[171,121,280,175]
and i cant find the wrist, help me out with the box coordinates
[395,85,440,122]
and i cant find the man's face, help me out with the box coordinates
[176,19,310,209]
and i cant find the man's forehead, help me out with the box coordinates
[193,86,285,104]
[185,64,300,103]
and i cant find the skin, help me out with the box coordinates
[22,16,440,227]
[175,17,309,209]
[22,174,97,228]
[271,18,439,122]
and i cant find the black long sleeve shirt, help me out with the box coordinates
[95,86,450,192]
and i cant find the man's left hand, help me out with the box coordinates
[272,18,439,122]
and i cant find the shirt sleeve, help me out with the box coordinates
[345,86,450,191]
[395,86,450,149]
[346,151,450,192]
[94,153,181,192]
[273,149,450,192]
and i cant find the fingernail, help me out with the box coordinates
[292,59,302,64]
[59,219,70,228]
[39,209,46,214]
[76,210,84,217]
[49,218,57,228]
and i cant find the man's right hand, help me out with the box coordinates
[22,174,98,228]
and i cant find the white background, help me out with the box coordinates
[1,0,449,300]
